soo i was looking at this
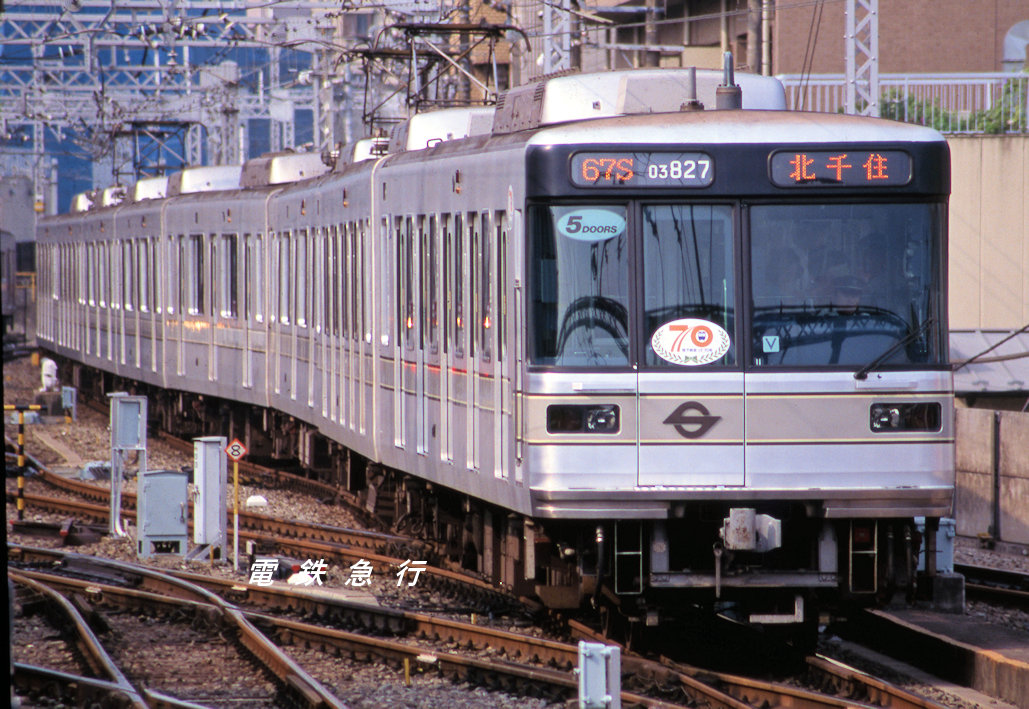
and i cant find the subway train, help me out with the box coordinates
[36,62,954,636]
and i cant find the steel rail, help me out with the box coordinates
[29,465,408,553]
[955,563,1029,608]
[9,572,147,708]
[10,546,346,709]
[11,490,513,608]
[12,662,149,709]
[806,655,947,709]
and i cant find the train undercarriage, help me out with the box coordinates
[62,356,944,648]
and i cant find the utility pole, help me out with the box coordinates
[844,0,879,116]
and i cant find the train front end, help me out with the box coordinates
[516,75,953,629]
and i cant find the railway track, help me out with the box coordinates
[955,563,1029,608]
[9,484,520,614]
[10,571,149,708]
[10,544,949,709]
[10,551,345,708]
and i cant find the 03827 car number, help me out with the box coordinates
[571,151,714,188]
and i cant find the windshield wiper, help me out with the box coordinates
[854,316,936,380]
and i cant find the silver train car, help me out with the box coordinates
[37,66,954,631]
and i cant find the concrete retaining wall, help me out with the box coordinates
[955,408,1029,544]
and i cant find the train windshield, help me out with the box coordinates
[641,204,735,366]
[530,205,631,366]
[529,201,944,370]
[749,202,944,367]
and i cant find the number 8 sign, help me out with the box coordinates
[225,438,248,461]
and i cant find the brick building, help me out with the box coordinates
[575,0,1028,75]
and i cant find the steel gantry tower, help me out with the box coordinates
[844,0,879,117]
[0,0,355,211]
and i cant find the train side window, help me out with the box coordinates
[314,230,322,332]
[254,233,264,323]
[342,224,349,339]
[296,228,308,327]
[220,233,238,319]
[427,215,438,354]
[326,226,336,336]
[209,237,217,319]
[111,241,121,311]
[415,214,423,349]
[243,234,254,322]
[49,244,58,301]
[441,214,451,354]
[453,213,465,358]
[480,212,492,363]
[279,232,291,324]
[189,234,204,316]
[359,220,368,342]
[470,213,480,359]
[121,241,129,311]
[268,232,278,323]
[86,244,95,306]
[493,213,502,362]
[381,218,393,345]
[138,239,149,313]
[404,216,415,350]
[102,241,111,309]
[151,238,159,314]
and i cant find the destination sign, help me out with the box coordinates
[571,152,714,188]
[769,150,912,187]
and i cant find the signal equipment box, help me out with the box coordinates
[137,469,188,559]
[192,437,227,558]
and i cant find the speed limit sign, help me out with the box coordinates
[225,438,248,461]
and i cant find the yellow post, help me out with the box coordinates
[233,460,240,572]
[3,405,42,521]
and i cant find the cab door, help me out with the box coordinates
[636,203,745,487]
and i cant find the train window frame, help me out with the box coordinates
[220,233,238,320]
[527,201,633,369]
[295,228,308,328]
[744,200,946,370]
[313,229,324,334]
[497,212,507,364]
[278,231,291,325]
[380,217,394,347]
[480,211,492,364]
[427,214,439,354]
[403,215,416,351]
[78,243,87,307]
[189,233,204,316]
[138,239,149,313]
[452,213,466,359]
[639,201,739,369]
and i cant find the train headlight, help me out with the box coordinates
[869,403,941,432]
[547,405,620,434]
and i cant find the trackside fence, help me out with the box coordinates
[779,73,1029,134]
[954,409,1029,545]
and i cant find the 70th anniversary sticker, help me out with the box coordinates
[651,318,730,366]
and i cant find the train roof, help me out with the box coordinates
[132,176,169,202]
[71,192,93,212]
[101,185,128,207]
[492,68,786,134]
[167,165,243,196]
[525,108,948,146]
[388,106,496,153]
[240,151,330,187]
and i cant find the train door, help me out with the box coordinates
[636,203,745,487]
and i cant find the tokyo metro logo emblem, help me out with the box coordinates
[663,401,721,439]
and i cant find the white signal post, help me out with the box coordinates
[225,439,248,572]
